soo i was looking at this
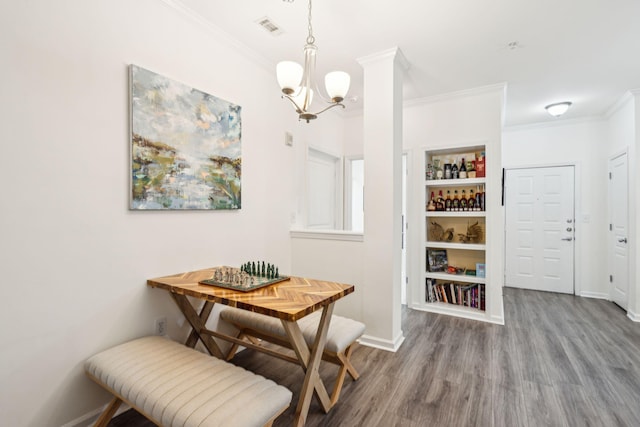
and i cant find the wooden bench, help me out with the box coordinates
[85,336,292,427]
[219,308,365,405]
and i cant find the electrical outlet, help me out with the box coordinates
[155,317,167,336]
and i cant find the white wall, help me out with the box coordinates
[290,235,364,320]
[503,119,608,297]
[0,1,294,425]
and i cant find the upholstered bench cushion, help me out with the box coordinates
[85,336,292,427]
[219,308,365,354]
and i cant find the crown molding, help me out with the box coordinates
[157,0,273,72]
[503,115,604,133]
[404,82,507,108]
[357,47,410,71]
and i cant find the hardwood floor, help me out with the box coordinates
[109,288,640,426]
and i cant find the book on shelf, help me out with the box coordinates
[427,249,448,272]
[425,279,486,311]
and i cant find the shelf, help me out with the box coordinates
[426,211,485,217]
[425,272,486,284]
[412,302,487,319]
[425,177,485,187]
[425,241,486,251]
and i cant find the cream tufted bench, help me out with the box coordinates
[85,336,292,427]
[219,308,365,405]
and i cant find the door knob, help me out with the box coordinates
[566,219,573,223]
[561,237,573,241]
[618,238,628,243]
[566,227,573,232]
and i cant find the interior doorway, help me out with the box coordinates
[609,151,629,309]
[505,166,575,294]
[401,153,408,305]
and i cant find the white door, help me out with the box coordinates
[505,166,575,294]
[307,148,340,229]
[609,152,629,308]
[401,154,407,305]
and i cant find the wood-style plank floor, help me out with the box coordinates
[109,287,640,426]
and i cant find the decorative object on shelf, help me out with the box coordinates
[276,0,350,122]
[427,249,448,272]
[458,221,484,243]
[130,65,241,210]
[475,152,486,178]
[428,221,454,242]
[476,263,486,278]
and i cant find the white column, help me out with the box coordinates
[357,47,408,350]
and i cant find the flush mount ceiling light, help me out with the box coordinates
[276,0,350,123]
[545,101,572,117]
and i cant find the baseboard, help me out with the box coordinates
[358,332,405,352]
[580,291,609,299]
[61,402,131,427]
[627,310,640,322]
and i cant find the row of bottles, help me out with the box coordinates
[426,153,486,180]
[427,186,485,212]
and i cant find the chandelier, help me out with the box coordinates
[276,0,350,123]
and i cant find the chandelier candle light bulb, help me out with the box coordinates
[277,0,350,122]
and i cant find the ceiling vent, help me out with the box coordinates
[256,17,283,36]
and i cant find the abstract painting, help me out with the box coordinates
[130,65,241,210]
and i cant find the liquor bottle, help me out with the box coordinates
[452,190,460,211]
[426,164,434,180]
[468,189,476,210]
[459,158,467,179]
[445,190,452,211]
[436,190,445,211]
[460,190,468,211]
[434,159,443,179]
[451,162,459,179]
[475,185,482,211]
[427,191,436,211]
[480,185,486,211]
[444,162,452,179]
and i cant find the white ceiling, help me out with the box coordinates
[175,0,640,127]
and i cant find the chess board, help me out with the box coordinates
[199,275,289,292]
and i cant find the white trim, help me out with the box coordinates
[411,304,504,325]
[604,91,635,119]
[290,229,364,242]
[358,332,405,352]
[627,310,640,322]
[405,83,507,108]
[503,115,604,133]
[304,147,343,230]
[580,291,609,299]
[157,0,272,71]
[356,47,410,71]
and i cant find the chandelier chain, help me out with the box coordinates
[306,0,314,45]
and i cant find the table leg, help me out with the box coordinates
[282,303,335,427]
[185,301,215,348]
[169,293,224,359]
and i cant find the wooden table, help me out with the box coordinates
[147,267,355,427]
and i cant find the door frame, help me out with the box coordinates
[608,148,629,308]
[503,162,582,296]
[305,146,343,230]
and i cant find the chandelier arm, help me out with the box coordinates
[281,94,304,113]
[308,102,346,116]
